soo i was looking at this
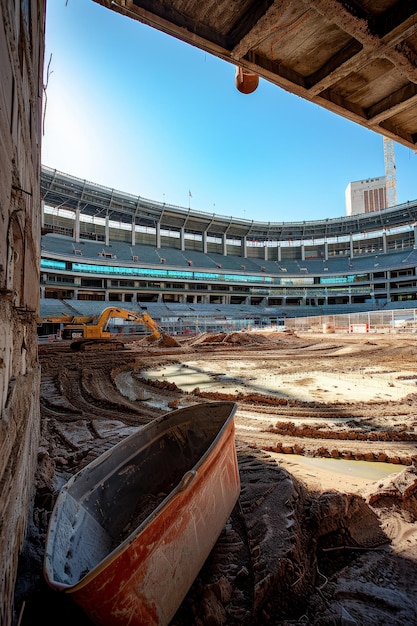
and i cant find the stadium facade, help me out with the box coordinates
[40,166,417,331]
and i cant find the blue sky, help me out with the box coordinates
[42,0,417,222]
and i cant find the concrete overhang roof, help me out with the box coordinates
[93,0,417,150]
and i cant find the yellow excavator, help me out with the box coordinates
[60,306,161,351]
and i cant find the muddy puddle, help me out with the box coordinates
[272,453,407,481]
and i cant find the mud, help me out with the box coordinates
[13,331,417,625]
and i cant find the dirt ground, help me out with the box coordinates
[14,330,417,625]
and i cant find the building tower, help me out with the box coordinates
[383,137,398,207]
[345,176,387,215]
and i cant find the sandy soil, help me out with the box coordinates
[14,330,417,625]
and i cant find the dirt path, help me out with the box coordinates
[14,331,417,625]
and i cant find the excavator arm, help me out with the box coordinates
[99,308,161,340]
[140,312,161,340]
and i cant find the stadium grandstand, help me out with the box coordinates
[39,165,417,336]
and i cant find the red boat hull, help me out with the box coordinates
[44,402,240,626]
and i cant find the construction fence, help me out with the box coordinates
[282,308,417,334]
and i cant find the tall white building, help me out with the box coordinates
[345,176,387,216]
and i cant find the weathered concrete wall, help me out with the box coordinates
[0,2,45,625]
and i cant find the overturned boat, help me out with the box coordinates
[44,401,240,626]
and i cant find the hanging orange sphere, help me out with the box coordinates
[235,66,259,94]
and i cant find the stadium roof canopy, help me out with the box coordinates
[94,0,417,151]
[41,166,417,241]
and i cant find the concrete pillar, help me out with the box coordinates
[222,233,227,256]
[241,236,247,258]
[105,215,110,247]
[180,227,185,251]
[156,222,161,248]
[203,231,207,254]
[301,243,305,261]
[74,207,80,243]
[131,221,135,246]
[324,240,328,260]
[350,233,354,258]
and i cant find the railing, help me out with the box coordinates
[284,308,417,333]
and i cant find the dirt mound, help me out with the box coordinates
[159,332,180,347]
[366,465,417,517]
[190,331,277,346]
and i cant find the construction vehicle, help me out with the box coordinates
[61,307,161,351]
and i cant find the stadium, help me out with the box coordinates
[40,164,417,336]
[4,3,417,625]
